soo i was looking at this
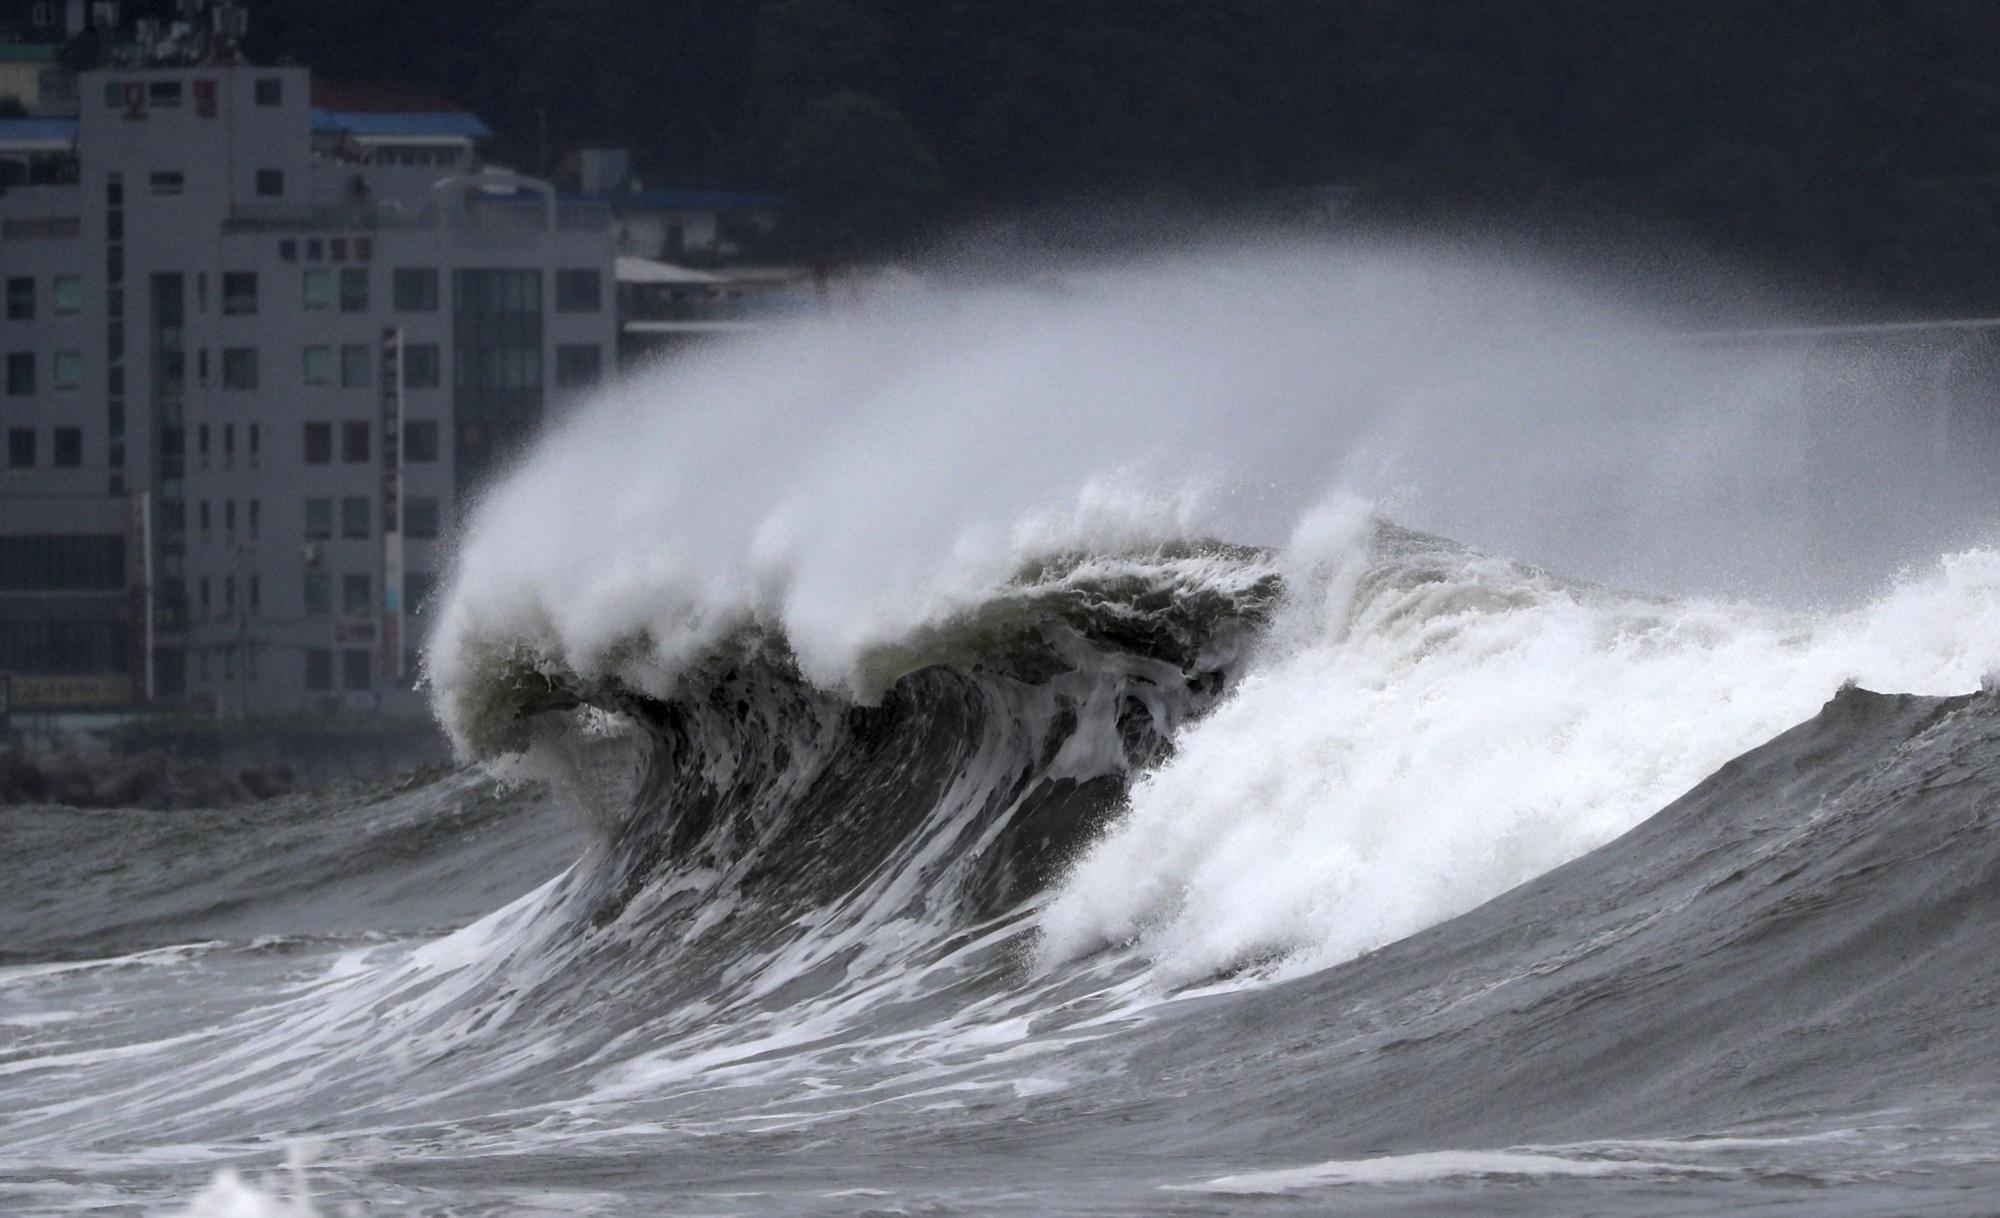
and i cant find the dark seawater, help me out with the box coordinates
[3,529,1999,1216]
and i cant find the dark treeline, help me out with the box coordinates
[249,1,2000,310]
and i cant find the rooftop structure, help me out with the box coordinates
[567,188,782,263]
[0,0,252,76]
[0,42,72,117]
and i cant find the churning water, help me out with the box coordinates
[7,243,2000,1216]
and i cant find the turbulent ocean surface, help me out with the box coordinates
[5,246,2000,1215]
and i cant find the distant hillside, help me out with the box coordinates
[249,0,2000,310]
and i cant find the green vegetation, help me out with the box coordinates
[250,0,2000,309]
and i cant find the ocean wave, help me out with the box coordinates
[15,244,2000,1212]
[1039,523,2000,983]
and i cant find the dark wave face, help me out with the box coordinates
[8,248,2000,1216]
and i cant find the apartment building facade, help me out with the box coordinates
[0,62,616,715]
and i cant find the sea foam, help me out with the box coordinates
[1036,512,2000,982]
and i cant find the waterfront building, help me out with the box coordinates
[0,54,616,716]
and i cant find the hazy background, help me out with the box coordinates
[234,0,2000,317]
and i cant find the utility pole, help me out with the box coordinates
[236,542,252,715]
[138,489,154,702]
[380,326,405,686]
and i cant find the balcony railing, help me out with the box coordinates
[225,196,613,237]
[224,201,439,233]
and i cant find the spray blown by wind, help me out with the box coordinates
[429,239,2000,984]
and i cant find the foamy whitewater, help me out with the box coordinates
[7,243,2000,1216]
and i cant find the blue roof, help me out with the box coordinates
[311,110,493,139]
[562,190,784,212]
[0,118,77,144]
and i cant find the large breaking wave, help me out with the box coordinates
[427,244,2000,991]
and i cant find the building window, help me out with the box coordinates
[406,570,436,613]
[222,347,257,389]
[341,420,370,463]
[52,275,80,314]
[303,345,334,385]
[221,271,257,315]
[7,429,35,468]
[52,427,80,468]
[340,343,370,388]
[255,77,283,106]
[199,498,211,532]
[6,353,34,396]
[452,268,544,495]
[303,269,332,311]
[554,268,601,313]
[51,351,82,392]
[339,268,368,312]
[303,497,333,539]
[150,171,184,195]
[248,422,260,459]
[404,343,440,389]
[5,277,33,320]
[303,421,332,464]
[149,80,182,108]
[393,267,438,312]
[224,499,236,532]
[404,496,440,539]
[342,648,372,690]
[341,572,373,616]
[554,344,601,389]
[0,535,125,589]
[255,168,284,198]
[341,496,370,539]
[248,498,260,537]
[304,647,333,690]
[403,419,439,462]
[303,571,331,614]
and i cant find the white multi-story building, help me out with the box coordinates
[0,57,616,716]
